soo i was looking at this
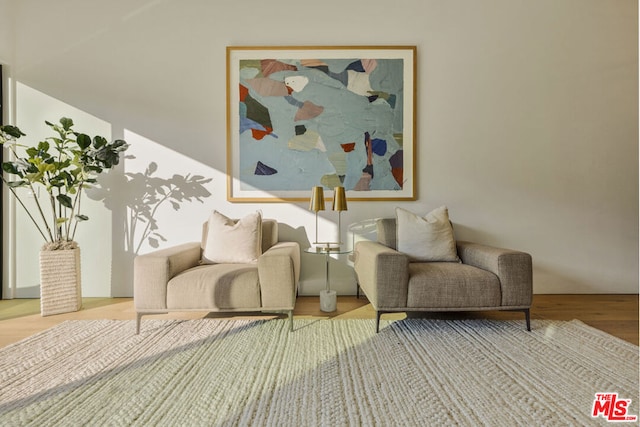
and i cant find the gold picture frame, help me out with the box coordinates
[227,45,416,202]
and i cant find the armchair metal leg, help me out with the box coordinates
[524,308,531,331]
[288,310,294,332]
[136,312,143,335]
[136,311,168,334]
[375,311,382,333]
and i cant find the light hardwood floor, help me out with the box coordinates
[0,294,637,348]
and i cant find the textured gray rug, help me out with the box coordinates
[0,318,637,426]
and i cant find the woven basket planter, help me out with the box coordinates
[39,247,82,316]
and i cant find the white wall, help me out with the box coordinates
[0,0,15,65]
[2,0,638,297]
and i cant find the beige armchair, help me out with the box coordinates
[134,219,300,333]
[354,218,532,332]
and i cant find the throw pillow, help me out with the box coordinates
[202,210,263,264]
[396,206,460,262]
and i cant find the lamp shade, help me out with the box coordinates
[332,186,348,211]
[309,186,325,212]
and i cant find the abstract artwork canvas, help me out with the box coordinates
[227,46,416,201]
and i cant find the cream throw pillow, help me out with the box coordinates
[396,206,460,262]
[202,211,262,264]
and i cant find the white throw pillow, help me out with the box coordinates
[396,206,460,262]
[202,211,262,264]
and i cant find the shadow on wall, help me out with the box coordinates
[88,159,212,295]
[277,223,311,250]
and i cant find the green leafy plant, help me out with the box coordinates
[0,118,129,249]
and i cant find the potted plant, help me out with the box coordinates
[0,118,129,315]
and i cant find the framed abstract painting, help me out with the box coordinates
[226,45,416,202]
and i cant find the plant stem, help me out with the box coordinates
[26,182,55,242]
[6,144,54,241]
[49,189,59,241]
[5,145,52,242]
[2,178,49,242]
[70,184,83,241]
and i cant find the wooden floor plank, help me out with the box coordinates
[0,294,637,348]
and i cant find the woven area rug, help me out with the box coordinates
[0,318,637,426]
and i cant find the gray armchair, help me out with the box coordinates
[134,219,300,333]
[354,218,532,332]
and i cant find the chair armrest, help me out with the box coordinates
[354,241,409,308]
[258,241,300,309]
[456,241,532,307]
[134,242,202,310]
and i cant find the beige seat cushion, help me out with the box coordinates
[167,264,261,310]
[407,263,501,309]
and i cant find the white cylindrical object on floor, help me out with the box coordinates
[320,289,337,312]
